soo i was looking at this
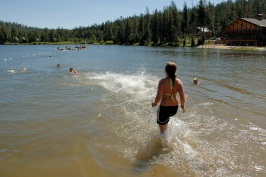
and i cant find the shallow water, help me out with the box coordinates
[0,45,265,176]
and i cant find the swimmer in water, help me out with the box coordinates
[69,68,77,74]
[194,77,199,85]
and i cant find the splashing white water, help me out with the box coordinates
[7,69,16,73]
[87,67,157,101]
[6,68,28,74]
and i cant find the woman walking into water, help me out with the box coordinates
[152,62,186,134]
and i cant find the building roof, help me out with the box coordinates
[241,18,266,27]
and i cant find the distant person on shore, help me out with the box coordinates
[69,68,77,74]
[152,62,186,135]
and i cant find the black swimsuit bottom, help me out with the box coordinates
[157,105,178,125]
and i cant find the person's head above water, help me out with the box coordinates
[69,67,77,74]
[194,77,199,85]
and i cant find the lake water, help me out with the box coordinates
[0,45,265,177]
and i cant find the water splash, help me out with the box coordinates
[88,67,155,97]
[7,70,16,73]
[6,68,28,74]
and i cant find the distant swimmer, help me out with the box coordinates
[69,68,77,74]
[152,62,186,135]
[57,64,60,68]
[194,77,199,85]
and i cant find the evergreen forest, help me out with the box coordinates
[0,0,265,46]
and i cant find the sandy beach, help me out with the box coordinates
[196,44,266,51]
[196,44,232,49]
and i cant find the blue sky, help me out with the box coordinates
[1,0,223,29]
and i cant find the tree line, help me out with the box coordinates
[0,0,265,46]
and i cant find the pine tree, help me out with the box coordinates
[151,9,160,45]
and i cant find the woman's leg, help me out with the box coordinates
[159,123,168,133]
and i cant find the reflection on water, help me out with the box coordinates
[0,45,265,177]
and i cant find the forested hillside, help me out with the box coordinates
[0,0,265,46]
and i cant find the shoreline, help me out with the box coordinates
[196,44,266,51]
[196,44,232,50]
[2,43,265,51]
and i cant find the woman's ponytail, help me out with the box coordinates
[165,62,177,86]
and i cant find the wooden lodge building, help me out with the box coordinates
[223,14,266,46]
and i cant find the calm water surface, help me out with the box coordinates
[0,45,265,177]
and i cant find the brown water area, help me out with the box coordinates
[0,45,265,176]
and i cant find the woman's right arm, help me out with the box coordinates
[178,80,186,113]
[152,80,164,107]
